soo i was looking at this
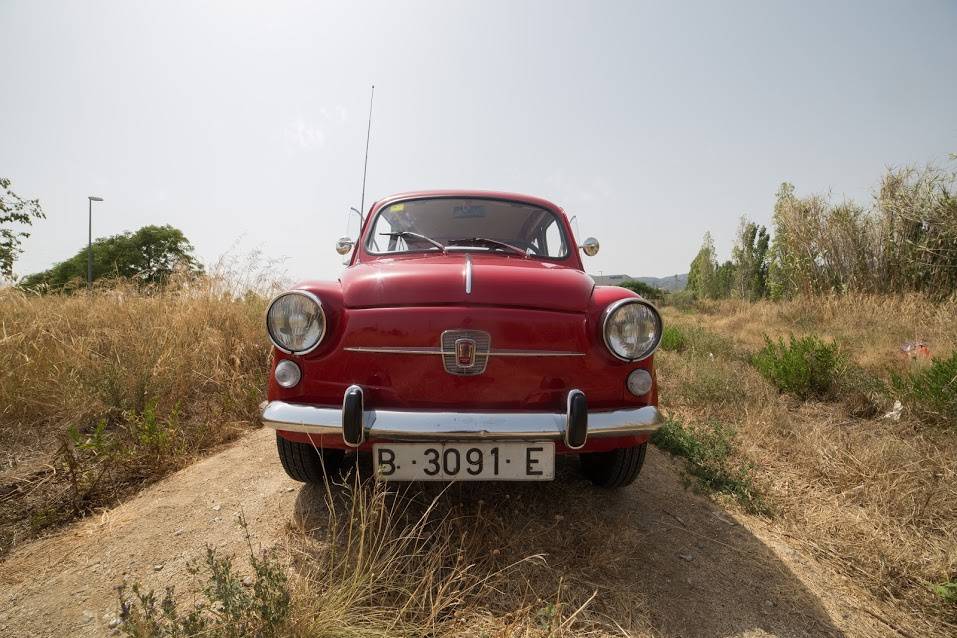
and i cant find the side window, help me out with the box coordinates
[543,219,566,257]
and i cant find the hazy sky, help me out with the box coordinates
[2,1,955,282]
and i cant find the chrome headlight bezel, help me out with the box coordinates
[266,290,326,355]
[601,298,663,362]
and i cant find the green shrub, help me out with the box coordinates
[670,359,750,408]
[929,580,957,604]
[660,325,687,352]
[119,518,291,638]
[893,352,957,428]
[752,334,843,400]
[659,324,738,359]
[619,279,666,302]
[652,419,767,515]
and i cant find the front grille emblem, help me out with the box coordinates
[441,330,490,376]
[455,338,477,367]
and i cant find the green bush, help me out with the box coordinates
[619,279,666,302]
[119,518,290,638]
[652,419,767,515]
[659,324,738,359]
[660,325,687,352]
[752,334,843,400]
[929,579,957,604]
[893,352,957,428]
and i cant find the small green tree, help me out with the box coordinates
[20,225,203,290]
[731,218,770,300]
[713,260,735,298]
[687,233,717,299]
[766,182,797,299]
[688,233,734,299]
[619,279,666,302]
[0,178,45,280]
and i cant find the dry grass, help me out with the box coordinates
[121,476,634,637]
[659,295,957,629]
[0,275,271,553]
[6,275,956,633]
[683,293,957,370]
[287,478,625,637]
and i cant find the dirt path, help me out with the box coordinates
[0,429,919,637]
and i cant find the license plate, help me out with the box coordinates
[372,442,555,481]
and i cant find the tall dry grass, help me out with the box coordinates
[0,272,272,553]
[659,296,957,630]
[288,479,616,637]
[685,293,957,370]
[121,477,628,637]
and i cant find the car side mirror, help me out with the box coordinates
[580,237,600,256]
[336,237,355,255]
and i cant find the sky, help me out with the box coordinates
[2,0,955,283]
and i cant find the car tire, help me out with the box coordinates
[579,443,647,488]
[276,434,346,483]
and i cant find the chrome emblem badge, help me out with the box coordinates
[455,338,477,367]
[441,330,491,376]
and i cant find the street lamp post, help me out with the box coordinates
[87,196,103,291]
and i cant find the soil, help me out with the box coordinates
[0,429,931,637]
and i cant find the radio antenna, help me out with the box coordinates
[359,84,375,219]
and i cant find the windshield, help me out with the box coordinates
[365,198,569,258]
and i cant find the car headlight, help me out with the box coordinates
[266,291,326,354]
[602,298,662,361]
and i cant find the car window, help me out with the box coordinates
[366,198,569,258]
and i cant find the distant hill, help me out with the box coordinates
[591,273,688,292]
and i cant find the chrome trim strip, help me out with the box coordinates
[464,254,473,294]
[344,346,585,357]
[490,350,586,357]
[262,400,664,442]
[344,346,443,355]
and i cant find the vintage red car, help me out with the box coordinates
[261,190,664,487]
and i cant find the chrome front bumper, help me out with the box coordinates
[261,387,665,449]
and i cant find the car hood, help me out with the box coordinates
[340,254,594,312]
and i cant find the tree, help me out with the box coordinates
[730,217,770,300]
[0,178,45,280]
[687,232,715,299]
[713,259,735,298]
[619,279,666,302]
[766,182,797,299]
[20,225,203,290]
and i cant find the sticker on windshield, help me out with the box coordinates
[452,204,486,218]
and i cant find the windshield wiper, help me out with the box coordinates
[380,231,446,252]
[446,237,527,256]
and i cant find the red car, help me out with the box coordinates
[261,191,664,487]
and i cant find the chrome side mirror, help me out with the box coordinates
[335,237,355,255]
[580,237,600,256]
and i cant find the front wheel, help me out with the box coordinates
[276,434,346,483]
[579,443,647,488]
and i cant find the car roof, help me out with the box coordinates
[373,190,564,214]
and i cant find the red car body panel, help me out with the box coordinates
[339,256,595,313]
[270,190,658,453]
